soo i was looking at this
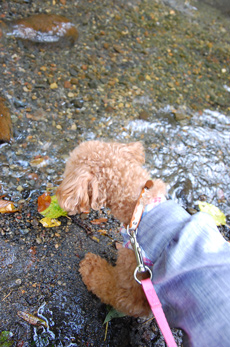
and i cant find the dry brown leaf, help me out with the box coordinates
[17,311,47,327]
[90,218,108,225]
[0,97,13,143]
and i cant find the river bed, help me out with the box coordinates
[0,0,229,346]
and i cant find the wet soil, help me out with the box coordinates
[0,0,230,346]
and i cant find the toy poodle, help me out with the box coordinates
[57,140,166,317]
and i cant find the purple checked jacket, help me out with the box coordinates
[137,200,230,347]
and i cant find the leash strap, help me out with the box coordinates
[128,180,177,346]
[141,278,177,347]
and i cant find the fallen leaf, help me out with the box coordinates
[0,331,13,347]
[39,217,61,228]
[97,229,108,234]
[91,236,100,243]
[104,306,126,324]
[198,201,226,226]
[30,156,49,168]
[0,97,13,143]
[90,218,108,225]
[17,311,47,327]
[0,200,18,213]
[37,192,51,212]
[38,194,68,218]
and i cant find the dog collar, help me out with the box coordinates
[129,180,153,231]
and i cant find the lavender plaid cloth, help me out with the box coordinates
[137,200,230,347]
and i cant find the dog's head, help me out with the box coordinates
[56,140,146,215]
[56,161,104,215]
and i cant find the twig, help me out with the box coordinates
[2,290,13,301]
[72,217,93,235]
[104,321,109,341]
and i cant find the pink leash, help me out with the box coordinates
[141,278,177,347]
[127,180,177,347]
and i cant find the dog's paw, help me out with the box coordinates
[79,252,108,291]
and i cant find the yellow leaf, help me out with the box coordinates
[91,236,100,243]
[0,200,18,213]
[40,217,61,228]
[198,201,226,226]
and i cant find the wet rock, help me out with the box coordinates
[70,77,79,85]
[138,110,150,120]
[88,80,97,89]
[0,97,13,143]
[6,13,78,45]
[172,107,191,122]
[71,99,84,109]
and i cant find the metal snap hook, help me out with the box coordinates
[134,265,152,285]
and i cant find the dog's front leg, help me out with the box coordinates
[79,249,151,317]
[79,252,117,304]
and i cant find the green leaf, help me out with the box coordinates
[198,201,226,226]
[40,195,68,219]
[103,307,126,324]
[0,331,13,347]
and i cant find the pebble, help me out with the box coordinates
[17,185,24,192]
[50,82,58,89]
[15,279,22,285]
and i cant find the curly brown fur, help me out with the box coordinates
[57,140,166,317]
[79,248,151,317]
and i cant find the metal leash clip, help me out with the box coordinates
[127,226,152,285]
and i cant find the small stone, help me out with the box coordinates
[88,80,97,89]
[64,81,72,88]
[71,123,77,130]
[27,173,39,181]
[50,82,58,89]
[113,44,124,53]
[70,78,79,85]
[187,208,198,215]
[72,99,84,108]
[138,110,150,120]
[80,213,89,220]
[36,237,42,244]
[15,279,22,285]
[17,185,23,192]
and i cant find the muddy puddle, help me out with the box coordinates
[0,0,230,346]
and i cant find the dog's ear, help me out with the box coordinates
[120,142,145,164]
[56,165,106,215]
